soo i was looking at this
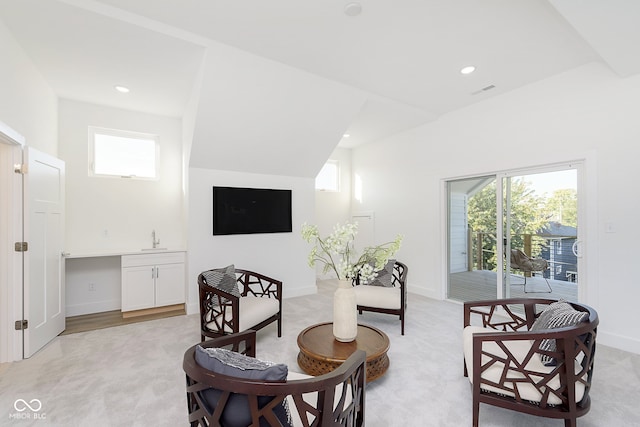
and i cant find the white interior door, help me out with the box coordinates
[351,212,374,253]
[23,146,65,358]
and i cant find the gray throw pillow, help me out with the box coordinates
[195,346,291,427]
[202,265,241,299]
[530,300,589,365]
[367,259,396,287]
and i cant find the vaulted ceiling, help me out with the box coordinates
[1,0,638,177]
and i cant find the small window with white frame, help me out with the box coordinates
[89,126,158,179]
[315,159,340,191]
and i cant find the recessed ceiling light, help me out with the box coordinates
[344,3,362,17]
[343,133,350,138]
[460,66,476,75]
[114,85,130,93]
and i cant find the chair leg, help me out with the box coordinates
[564,417,577,427]
[523,276,552,294]
[472,399,480,427]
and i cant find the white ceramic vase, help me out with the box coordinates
[333,279,358,342]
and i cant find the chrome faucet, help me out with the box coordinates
[152,230,160,248]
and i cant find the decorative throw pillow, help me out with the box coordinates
[202,265,240,300]
[195,346,291,427]
[367,259,396,287]
[530,300,589,365]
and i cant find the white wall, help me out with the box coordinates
[352,62,640,354]
[313,148,353,278]
[59,99,185,315]
[65,256,121,316]
[59,99,185,254]
[187,167,317,314]
[315,148,352,229]
[0,19,57,156]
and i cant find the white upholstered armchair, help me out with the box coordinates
[353,260,408,335]
[198,265,282,341]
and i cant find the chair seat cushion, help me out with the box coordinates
[238,296,280,331]
[354,285,401,309]
[463,326,586,405]
[205,296,280,334]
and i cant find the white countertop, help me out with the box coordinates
[64,248,186,259]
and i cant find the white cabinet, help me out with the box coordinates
[121,252,185,313]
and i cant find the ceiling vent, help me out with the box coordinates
[471,85,496,95]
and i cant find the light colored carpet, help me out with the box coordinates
[1,280,639,426]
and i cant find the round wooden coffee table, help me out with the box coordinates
[296,322,390,382]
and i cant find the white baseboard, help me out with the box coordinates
[408,284,442,300]
[598,330,640,355]
[66,299,120,317]
[186,302,199,316]
[285,285,317,299]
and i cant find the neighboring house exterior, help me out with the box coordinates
[539,222,578,283]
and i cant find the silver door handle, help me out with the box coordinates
[572,241,581,257]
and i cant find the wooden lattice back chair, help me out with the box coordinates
[463,298,598,427]
[198,267,282,341]
[183,330,366,427]
[353,261,408,334]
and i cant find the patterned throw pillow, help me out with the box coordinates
[202,265,241,298]
[195,346,291,427]
[367,259,396,287]
[530,300,589,365]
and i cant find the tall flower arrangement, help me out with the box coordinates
[301,221,403,284]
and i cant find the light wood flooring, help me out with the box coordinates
[61,307,186,335]
[448,269,578,302]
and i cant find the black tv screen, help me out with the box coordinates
[213,186,292,235]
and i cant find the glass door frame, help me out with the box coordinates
[445,161,585,302]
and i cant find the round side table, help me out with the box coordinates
[296,322,390,382]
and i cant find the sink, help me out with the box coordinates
[141,248,168,251]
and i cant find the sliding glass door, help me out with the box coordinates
[447,165,580,302]
[447,175,498,301]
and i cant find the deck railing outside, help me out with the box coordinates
[470,231,577,282]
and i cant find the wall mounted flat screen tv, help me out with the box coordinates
[213,186,292,235]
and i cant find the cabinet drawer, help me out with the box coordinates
[122,252,185,268]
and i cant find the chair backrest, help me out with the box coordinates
[510,248,530,269]
[390,261,408,287]
[198,268,283,340]
[184,330,366,427]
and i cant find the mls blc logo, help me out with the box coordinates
[10,398,46,420]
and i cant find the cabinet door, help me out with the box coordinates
[122,265,156,311]
[155,262,185,307]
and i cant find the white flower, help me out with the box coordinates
[301,221,403,282]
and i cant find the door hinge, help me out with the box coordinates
[14,242,28,252]
[14,163,26,174]
[15,320,28,330]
